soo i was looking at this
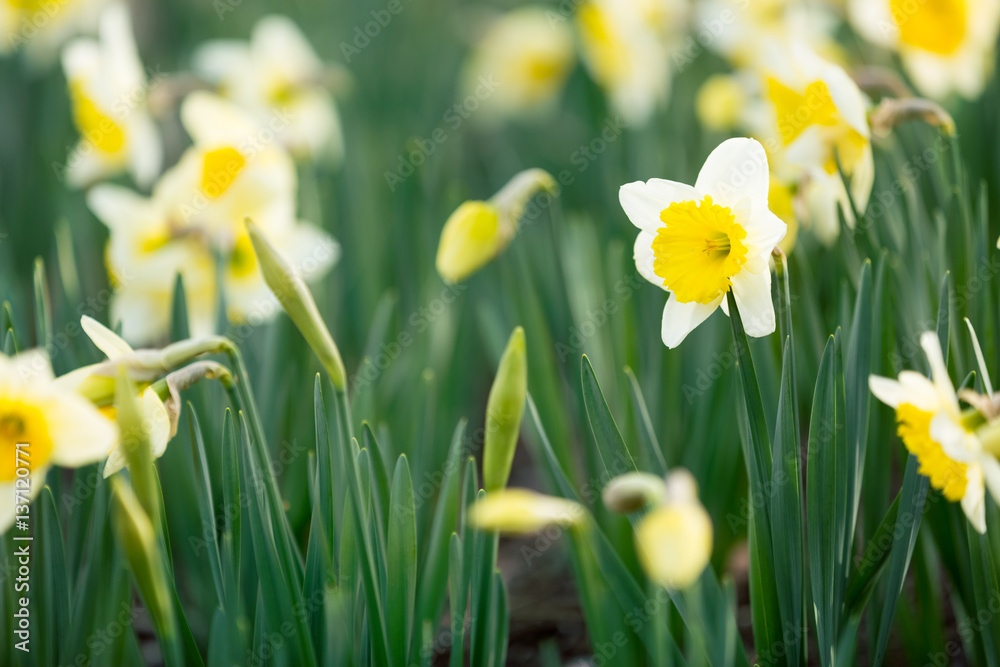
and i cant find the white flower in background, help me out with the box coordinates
[696,0,841,67]
[85,94,339,345]
[849,0,1000,100]
[0,349,117,533]
[60,2,161,188]
[459,7,575,124]
[620,138,786,348]
[870,333,1000,533]
[753,42,874,244]
[192,15,344,162]
[576,0,682,125]
[0,0,109,63]
[55,317,172,477]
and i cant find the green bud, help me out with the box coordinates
[602,472,669,513]
[246,219,347,390]
[483,326,527,491]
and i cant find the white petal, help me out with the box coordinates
[619,179,699,234]
[191,40,251,82]
[730,270,775,337]
[86,185,154,233]
[869,376,906,409]
[745,210,787,259]
[254,15,323,79]
[695,138,769,211]
[980,455,1000,508]
[44,392,119,468]
[962,465,987,534]
[180,91,260,147]
[661,295,722,348]
[126,113,162,189]
[848,0,897,47]
[81,315,133,359]
[920,332,959,411]
[929,412,977,464]
[633,230,667,291]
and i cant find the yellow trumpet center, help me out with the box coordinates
[890,0,966,55]
[896,403,968,501]
[229,233,258,279]
[201,146,247,199]
[767,78,840,147]
[69,82,126,155]
[0,400,54,482]
[651,195,748,305]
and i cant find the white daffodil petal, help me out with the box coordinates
[44,392,119,468]
[81,315,133,358]
[730,270,775,337]
[981,455,1000,508]
[619,179,699,233]
[661,295,722,349]
[634,230,666,291]
[869,376,906,409]
[920,332,959,411]
[695,138,769,211]
[962,465,987,534]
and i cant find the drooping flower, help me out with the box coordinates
[620,137,786,348]
[435,168,556,283]
[192,15,344,162]
[849,0,1000,100]
[0,349,118,533]
[870,332,1000,533]
[56,317,172,477]
[60,2,161,188]
[459,7,575,124]
[605,469,713,590]
[468,488,584,534]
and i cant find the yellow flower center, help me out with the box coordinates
[651,195,748,304]
[0,400,54,482]
[69,82,125,155]
[767,78,840,147]
[896,403,968,501]
[201,146,246,199]
[229,234,258,279]
[890,0,966,55]
[577,3,627,84]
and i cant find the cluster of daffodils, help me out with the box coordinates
[870,330,1000,533]
[0,317,231,533]
[49,5,344,345]
[0,0,108,62]
[621,137,787,347]
[459,0,690,125]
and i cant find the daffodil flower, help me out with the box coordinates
[1,349,118,533]
[755,42,874,244]
[60,2,161,188]
[849,0,1000,100]
[576,0,676,125]
[85,93,339,345]
[870,332,1000,533]
[620,137,786,348]
[56,317,172,477]
[192,15,344,162]
[0,0,109,63]
[606,469,713,590]
[459,7,575,124]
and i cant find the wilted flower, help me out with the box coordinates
[849,0,1000,100]
[459,7,575,124]
[0,349,118,533]
[469,488,584,534]
[435,168,556,283]
[620,137,786,347]
[192,15,344,162]
[870,332,1000,533]
[60,2,161,188]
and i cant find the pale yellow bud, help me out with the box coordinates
[696,74,746,132]
[635,469,713,590]
[435,169,557,283]
[246,219,347,390]
[468,488,584,534]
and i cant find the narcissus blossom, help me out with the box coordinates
[0,350,117,533]
[1,0,109,63]
[849,0,1000,100]
[620,137,786,348]
[468,489,584,534]
[60,2,161,188]
[870,332,1000,533]
[192,15,345,161]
